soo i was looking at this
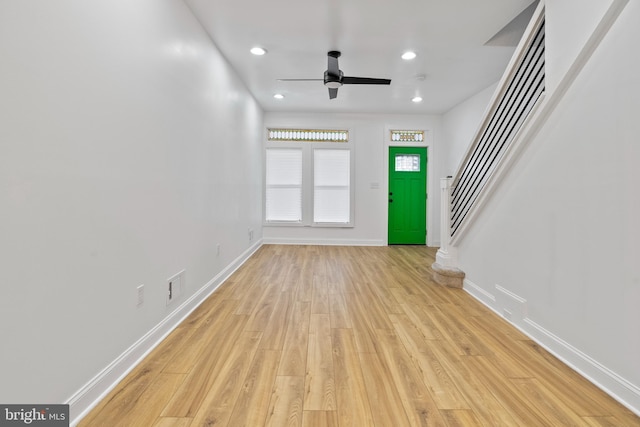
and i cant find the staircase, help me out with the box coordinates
[433,3,545,288]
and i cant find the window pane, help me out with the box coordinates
[266,149,302,184]
[395,154,420,172]
[314,149,350,223]
[265,149,302,222]
[314,188,349,223]
[315,149,350,186]
[266,188,302,221]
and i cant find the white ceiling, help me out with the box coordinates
[184,0,536,115]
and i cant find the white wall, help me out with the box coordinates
[441,83,498,176]
[456,0,640,412]
[0,0,263,411]
[263,112,443,246]
[545,0,613,92]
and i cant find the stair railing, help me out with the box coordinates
[449,3,546,243]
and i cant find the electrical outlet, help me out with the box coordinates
[248,228,254,241]
[216,244,221,256]
[137,285,144,307]
[166,270,186,306]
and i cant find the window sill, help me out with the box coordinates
[263,221,354,228]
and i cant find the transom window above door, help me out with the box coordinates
[268,128,349,143]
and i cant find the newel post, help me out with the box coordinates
[432,177,465,288]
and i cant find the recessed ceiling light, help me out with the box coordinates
[402,51,417,60]
[250,47,267,56]
[412,96,423,103]
[273,93,284,99]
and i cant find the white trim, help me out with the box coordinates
[522,318,640,417]
[383,126,433,246]
[262,237,384,246]
[463,278,497,307]
[264,128,356,229]
[435,177,458,268]
[494,284,528,320]
[463,280,640,417]
[67,240,263,426]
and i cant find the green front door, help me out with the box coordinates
[388,147,427,245]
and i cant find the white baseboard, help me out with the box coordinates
[522,318,640,417]
[263,237,385,246]
[463,278,496,307]
[463,279,640,417]
[67,240,263,426]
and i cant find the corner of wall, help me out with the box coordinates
[67,241,263,426]
[463,279,640,416]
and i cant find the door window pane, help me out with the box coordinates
[395,154,420,172]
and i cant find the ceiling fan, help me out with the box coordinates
[278,51,391,99]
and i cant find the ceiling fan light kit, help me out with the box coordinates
[280,50,391,100]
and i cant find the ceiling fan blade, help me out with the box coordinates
[342,76,391,85]
[327,51,340,76]
[277,78,323,81]
[282,51,386,99]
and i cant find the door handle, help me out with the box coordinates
[389,199,393,203]
[389,192,393,196]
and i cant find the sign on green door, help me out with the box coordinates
[388,147,427,245]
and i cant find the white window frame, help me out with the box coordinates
[264,137,354,228]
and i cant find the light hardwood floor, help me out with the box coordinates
[80,245,640,426]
